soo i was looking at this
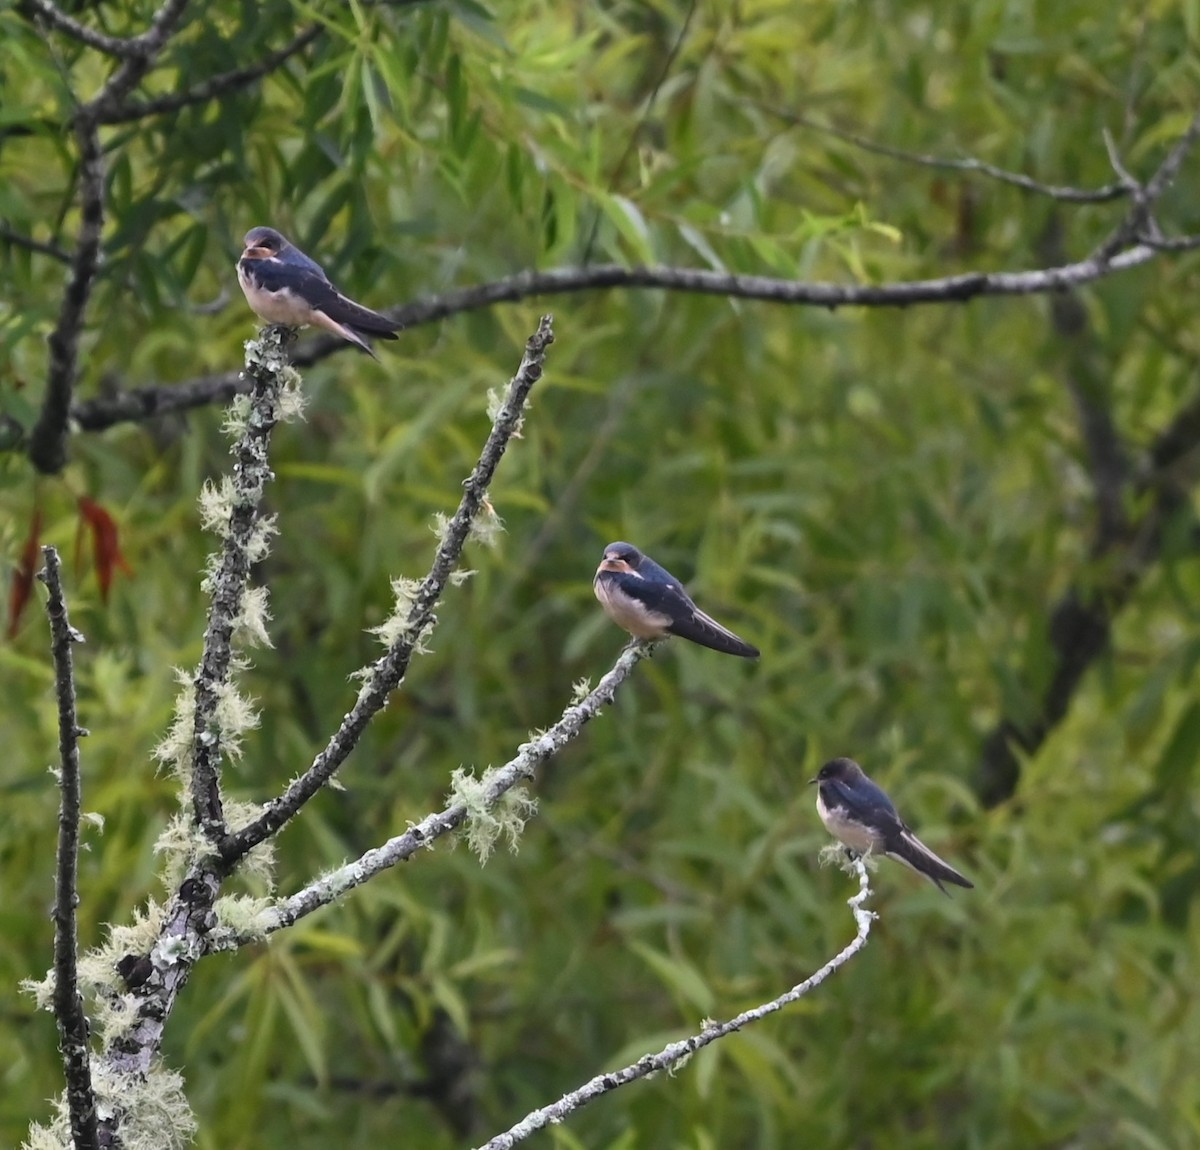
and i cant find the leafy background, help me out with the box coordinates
[2,0,1200,1147]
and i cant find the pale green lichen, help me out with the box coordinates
[818,843,877,877]
[232,584,273,649]
[153,670,196,781]
[570,678,592,704]
[369,577,433,652]
[448,768,537,864]
[197,477,235,539]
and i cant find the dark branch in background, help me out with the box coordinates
[976,394,1200,808]
[974,109,1200,808]
[476,860,875,1150]
[218,315,557,866]
[19,0,146,57]
[28,119,105,475]
[60,236,1191,440]
[244,638,655,937]
[24,0,192,475]
[96,23,322,125]
[39,546,100,1150]
[190,325,293,843]
[770,107,1130,203]
[0,224,72,264]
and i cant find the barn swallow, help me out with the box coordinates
[236,226,401,357]
[811,757,973,895]
[593,541,759,658]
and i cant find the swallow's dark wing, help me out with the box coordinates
[885,827,974,894]
[822,774,904,831]
[246,258,399,339]
[319,288,401,338]
[616,570,757,658]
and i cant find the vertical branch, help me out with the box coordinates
[39,545,99,1150]
[26,0,193,474]
[191,325,292,842]
[29,118,105,475]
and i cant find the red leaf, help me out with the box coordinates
[7,507,42,639]
[78,497,133,603]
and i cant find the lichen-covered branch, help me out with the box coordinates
[475,859,875,1150]
[39,545,100,1150]
[230,640,657,940]
[217,315,556,867]
[190,325,294,842]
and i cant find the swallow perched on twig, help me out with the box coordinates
[810,757,973,895]
[593,541,759,658]
[236,226,401,357]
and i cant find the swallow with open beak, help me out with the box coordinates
[236,226,401,357]
[811,757,973,895]
[593,541,759,658]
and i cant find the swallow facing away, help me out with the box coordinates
[236,226,401,357]
[593,541,759,658]
[811,757,973,895]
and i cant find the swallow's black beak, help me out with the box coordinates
[807,776,817,785]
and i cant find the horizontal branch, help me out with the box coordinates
[57,239,1174,441]
[234,640,657,939]
[477,858,875,1150]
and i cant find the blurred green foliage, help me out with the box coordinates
[3,0,1200,1147]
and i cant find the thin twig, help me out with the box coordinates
[475,859,875,1150]
[218,315,557,866]
[191,324,293,842]
[97,23,322,125]
[234,639,657,938]
[0,224,72,264]
[772,108,1128,203]
[39,545,100,1150]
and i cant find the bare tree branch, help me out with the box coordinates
[0,224,71,264]
[27,0,193,475]
[240,638,657,939]
[1092,110,1200,261]
[39,545,100,1150]
[975,394,1200,808]
[19,0,146,58]
[475,859,875,1150]
[96,23,323,125]
[218,315,557,866]
[29,118,105,475]
[770,107,1129,203]
[52,236,1183,444]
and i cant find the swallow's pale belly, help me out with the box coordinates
[816,793,882,854]
[593,578,672,639]
[237,265,315,326]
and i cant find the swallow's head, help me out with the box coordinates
[598,540,643,577]
[241,226,290,260]
[810,757,864,786]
